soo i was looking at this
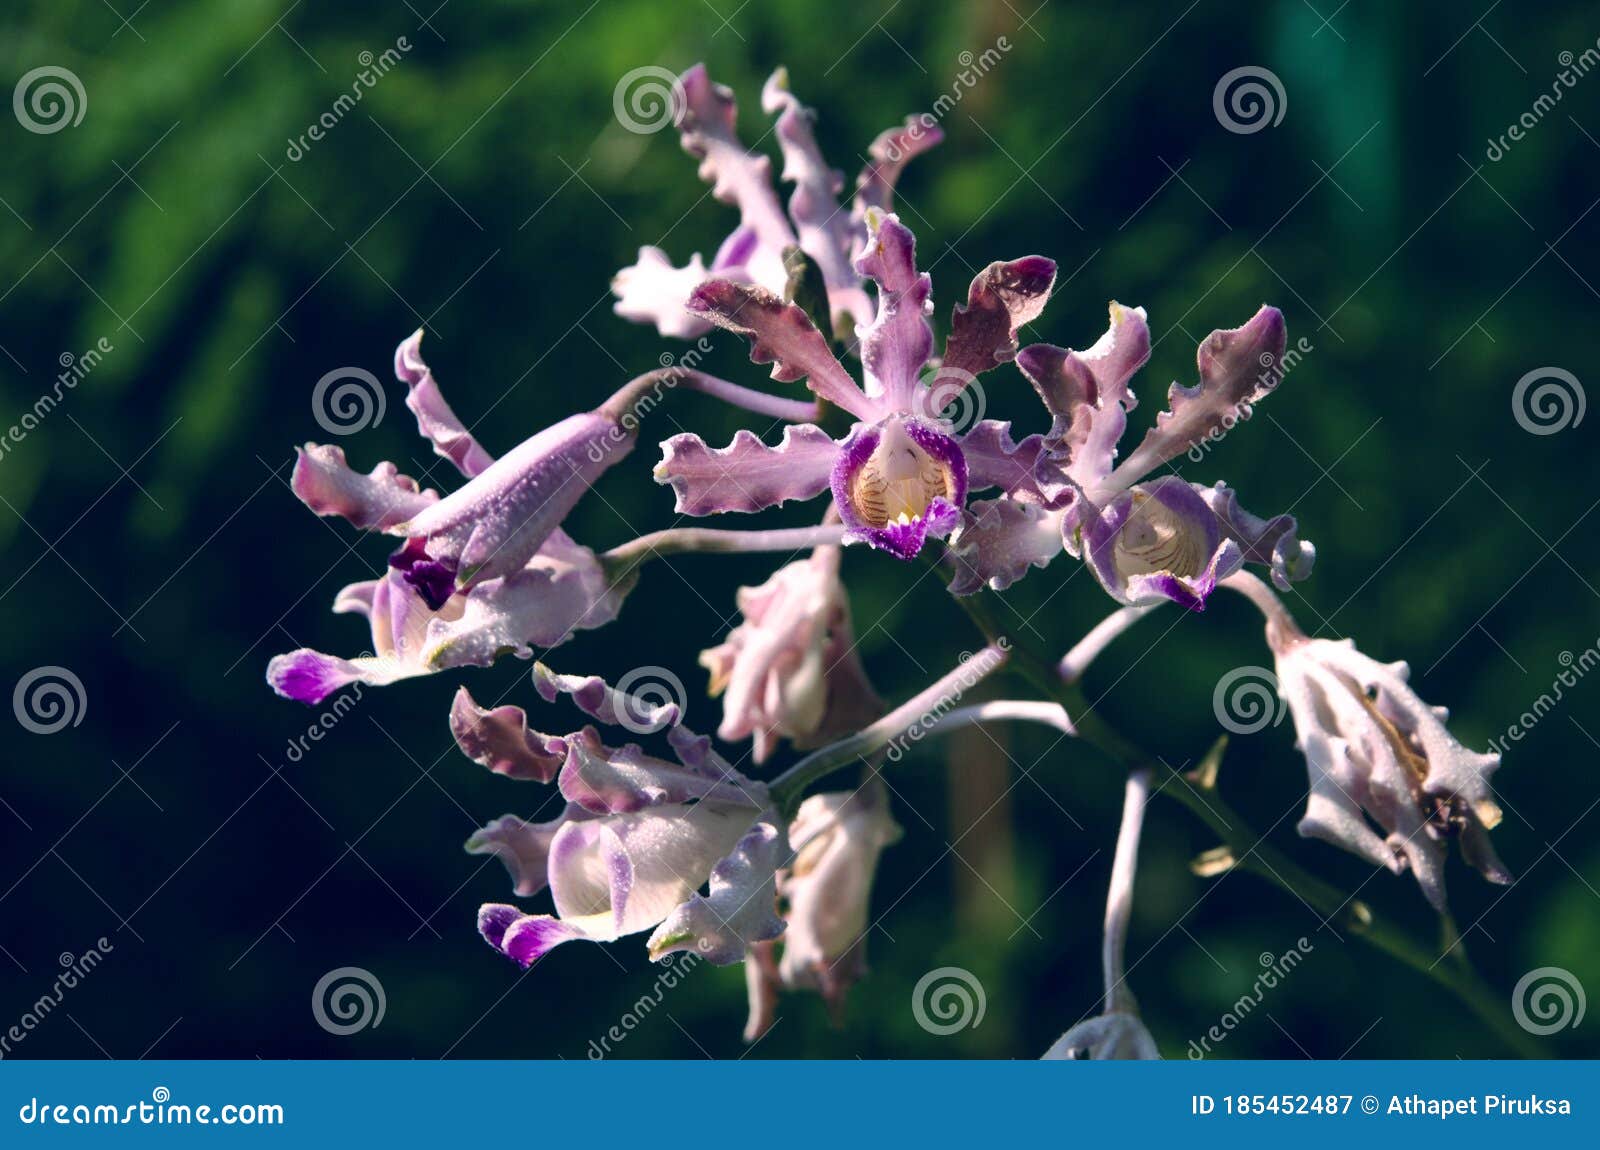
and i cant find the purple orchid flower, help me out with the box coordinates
[700,544,883,762]
[950,303,1315,610]
[612,64,941,341]
[266,331,631,703]
[656,210,1057,560]
[469,665,785,967]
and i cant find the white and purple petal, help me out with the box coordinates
[450,685,566,782]
[290,444,438,531]
[654,423,840,516]
[648,819,787,966]
[395,329,495,478]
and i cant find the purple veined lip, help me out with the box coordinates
[830,417,969,560]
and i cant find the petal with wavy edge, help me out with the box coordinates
[947,498,1065,595]
[1108,305,1285,488]
[611,246,714,340]
[290,444,439,530]
[654,424,840,516]
[941,256,1057,382]
[959,420,1046,501]
[854,212,933,412]
[395,329,495,478]
[854,117,944,221]
[450,685,566,782]
[466,808,585,897]
[685,280,874,419]
[760,70,871,330]
[1198,481,1315,590]
[649,819,786,966]
[558,727,767,814]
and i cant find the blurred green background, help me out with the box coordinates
[2,0,1597,1060]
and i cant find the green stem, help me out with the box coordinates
[941,568,1547,1058]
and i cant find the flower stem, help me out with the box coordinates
[601,524,848,574]
[940,571,1549,1059]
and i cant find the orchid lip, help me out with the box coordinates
[830,417,968,559]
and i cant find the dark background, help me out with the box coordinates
[2,0,1597,1059]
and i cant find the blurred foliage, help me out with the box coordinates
[1,0,1597,1060]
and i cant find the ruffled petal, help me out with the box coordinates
[854,212,933,413]
[450,685,566,782]
[674,64,794,293]
[654,424,840,516]
[958,420,1046,501]
[466,808,584,897]
[1198,481,1315,590]
[685,280,875,419]
[761,69,870,331]
[477,905,588,967]
[1108,305,1286,488]
[290,444,438,530]
[854,117,943,220]
[611,246,713,339]
[389,411,628,602]
[947,498,1065,595]
[558,727,767,814]
[395,329,494,478]
[649,819,786,966]
[940,256,1057,382]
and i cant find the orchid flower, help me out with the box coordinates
[1227,573,1511,912]
[612,64,941,341]
[700,544,883,762]
[268,331,632,703]
[657,210,1056,559]
[950,303,1315,610]
[469,665,785,966]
